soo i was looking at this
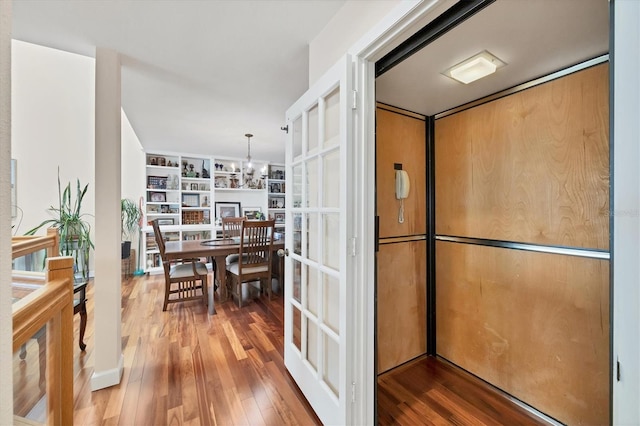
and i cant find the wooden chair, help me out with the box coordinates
[221,216,245,264]
[227,219,275,308]
[152,219,209,311]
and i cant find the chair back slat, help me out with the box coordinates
[222,217,245,239]
[238,220,275,272]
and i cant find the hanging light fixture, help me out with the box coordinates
[245,133,253,171]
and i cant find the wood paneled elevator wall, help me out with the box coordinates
[376,104,427,374]
[434,63,610,425]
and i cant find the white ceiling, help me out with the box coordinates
[377,0,609,116]
[11,0,346,163]
[11,0,610,164]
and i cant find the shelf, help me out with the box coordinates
[144,152,278,272]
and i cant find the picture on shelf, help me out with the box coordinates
[242,207,262,220]
[190,183,199,191]
[274,212,285,223]
[150,192,166,202]
[157,218,174,226]
[147,175,167,189]
[269,182,283,193]
[182,193,200,207]
[215,201,241,219]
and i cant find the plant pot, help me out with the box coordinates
[122,241,131,259]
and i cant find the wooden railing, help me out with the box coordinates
[12,229,73,426]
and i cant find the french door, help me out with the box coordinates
[283,55,355,425]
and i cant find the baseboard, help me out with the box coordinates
[90,353,124,391]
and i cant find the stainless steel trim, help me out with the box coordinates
[379,235,427,245]
[436,54,610,119]
[376,102,426,120]
[435,235,610,260]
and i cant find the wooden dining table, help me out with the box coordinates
[163,238,285,315]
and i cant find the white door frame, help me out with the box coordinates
[343,1,459,423]
[344,0,639,424]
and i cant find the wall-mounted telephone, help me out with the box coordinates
[395,170,410,223]
[395,170,410,200]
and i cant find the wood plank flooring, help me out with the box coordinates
[70,273,320,425]
[16,272,553,425]
[378,356,551,426]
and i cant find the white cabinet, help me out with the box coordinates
[143,152,213,272]
[267,164,286,229]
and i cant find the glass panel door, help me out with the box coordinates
[284,56,353,425]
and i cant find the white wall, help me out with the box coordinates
[11,40,145,271]
[308,0,401,84]
[11,40,95,241]
[121,110,145,269]
[0,0,13,423]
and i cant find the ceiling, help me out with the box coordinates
[11,0,346,163]
[11,0,609,164]
[376,0,609,117]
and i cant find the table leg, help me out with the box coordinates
[214,255,228,302]
[78,301,87,351]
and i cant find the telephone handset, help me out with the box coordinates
[395,170,410,223]
[395,170,410,200]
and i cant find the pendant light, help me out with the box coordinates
[245,133,253,171]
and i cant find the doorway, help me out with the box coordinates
[373,1,610,424]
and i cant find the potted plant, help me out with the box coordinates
[26,170,94,283]
[121,198,142,260]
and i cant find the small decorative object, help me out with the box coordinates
[167,160,173,167]
[275,213,285,223]
[182,160,188,176]
[202,196,209,207]
[150,157,157,166]
[230,175,239,188]
[202,160,210,178]
[187,164,196,177]
[168,174,179,190]
[242,207,262,220]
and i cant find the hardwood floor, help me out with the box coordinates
[16,272,553,425]
[378,356,551,426]
[71,273,320,425]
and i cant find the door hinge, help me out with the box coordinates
[352,90,358,110]
[617,357,621,381]
[350,237,357,256]
[351,381,356,403]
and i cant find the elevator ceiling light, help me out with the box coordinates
[443,50,506,84]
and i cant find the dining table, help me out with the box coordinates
[163,237,285,315]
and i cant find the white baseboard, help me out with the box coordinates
[90,353,124,391]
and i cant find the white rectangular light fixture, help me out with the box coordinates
[443,50,506,84]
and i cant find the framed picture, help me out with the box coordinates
[242,207,262,220]
[182,193,200,207]
[190,183,199,191]
[215,201,241,219]
[274,212,285,223]
[150,192,166,202]
[157,218,174,226]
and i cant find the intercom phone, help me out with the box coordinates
[395,170,410,223]
[395,170,410,200]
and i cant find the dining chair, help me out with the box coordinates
[221,216,246,264]
[227,219,275,308]
[152,219,209,311]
